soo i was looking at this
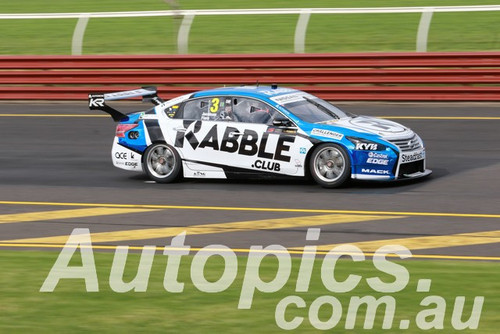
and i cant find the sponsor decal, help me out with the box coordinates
[115,152,138,160]
[366,158,389,166]
[401,150,425,163]
[88,95,105,108]
[139,114,158,120]
[252,160,281,172]
[361,168,390,175]
[175,121,295,163]
[193,171,206,177]
[299,147,307,154]
[114,152,128,160]
[368,152,388,159]
[114,150,140,167]
[355,143,378,151]
[104,89,151,100]
[269,93,305,104]
[294,159,303,168]
[311,128,343,140]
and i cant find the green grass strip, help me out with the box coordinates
[0,0,499,54]
[0,250,498,333]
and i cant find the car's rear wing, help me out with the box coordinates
[88,86,164,121]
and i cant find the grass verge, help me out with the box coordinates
[0,249,498,333]
[0,0,499,54]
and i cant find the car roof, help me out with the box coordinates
[191,85,301,102]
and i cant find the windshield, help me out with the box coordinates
[283,96,354,123]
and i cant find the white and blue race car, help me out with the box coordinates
[89,85,431,188]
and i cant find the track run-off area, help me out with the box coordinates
[0,102,499,261]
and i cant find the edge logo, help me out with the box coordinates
[366,158,389,165]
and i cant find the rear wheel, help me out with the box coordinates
[309,143,351,188]
[143,143,181,183]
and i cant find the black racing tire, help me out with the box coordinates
[143,143,182,183]
[309,143,351,188]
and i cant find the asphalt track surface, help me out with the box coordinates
[0,101,499,260]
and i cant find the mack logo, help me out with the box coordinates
[356,143,378,150]
[89,97,105,108]
[175,122,295,163]
[361,168,390,175]
[252,160,281,171]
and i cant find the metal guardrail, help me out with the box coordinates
[1,52,500,101]
[1,6,500,55]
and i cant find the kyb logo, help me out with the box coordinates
[356,143,378,151]
[175,121,295,162]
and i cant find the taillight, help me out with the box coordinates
[116,124,138,138]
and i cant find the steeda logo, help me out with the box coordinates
[40,228,484,331]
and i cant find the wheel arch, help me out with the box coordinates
[142,141,183,183]
[304,140,354,179]
[141,140,167,164]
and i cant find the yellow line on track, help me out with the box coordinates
[0,242,498,261]
[307,230,500,253]
[1,214,400,244]
[0,207,159,224]
[1,200,499,219]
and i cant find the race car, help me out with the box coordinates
[89,85,431,188]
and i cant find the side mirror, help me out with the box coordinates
[272,115,294,127]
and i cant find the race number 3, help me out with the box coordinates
[210,98,220,113]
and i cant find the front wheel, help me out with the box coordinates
[143,143,181,183]
[309,143,351,188]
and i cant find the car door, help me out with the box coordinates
[165,95,310,177]
[223,96,302,175]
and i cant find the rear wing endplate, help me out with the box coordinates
[88,86,164,121]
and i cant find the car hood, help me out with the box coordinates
[321,116,414,139]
